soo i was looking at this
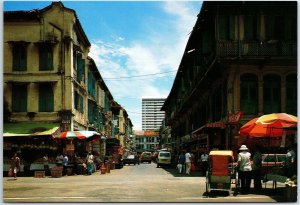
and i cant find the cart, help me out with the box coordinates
[205,150,239,196]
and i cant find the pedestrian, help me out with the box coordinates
[43,154,49,176]
[56,153,63,166]
[86,152,94,175]
[73,153,79,175]
[63,153,68,176]
[11,153,20,180]
[178,151,185,174]
[252,146,262,191]
[285,145,296,177]
[237,145,252,194]
[200,151,209,176]
[185,149,192,175]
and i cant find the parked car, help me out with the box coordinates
[140,152,152,163]
[261,153,286,176]
[123,155,136,165]
[156,151,171,168]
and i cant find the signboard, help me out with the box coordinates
[66,144,74,151]
[227,111,243,124]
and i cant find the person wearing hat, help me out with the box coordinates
[237,145,252,194]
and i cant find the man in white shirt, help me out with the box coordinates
[237,145,252,194]
[200,151,209,176]
[185,150,192,175]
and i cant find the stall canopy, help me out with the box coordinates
[3,123,60,137]
[54,130,102,142]
[239,113,297,138]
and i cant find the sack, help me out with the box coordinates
[8,168,13,177]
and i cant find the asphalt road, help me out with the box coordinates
[2,162,286,203]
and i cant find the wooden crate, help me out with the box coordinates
[50,166,63,178]
[34,171,45,178]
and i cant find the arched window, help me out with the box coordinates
[240,74,258,115]
[286,74,297,115]
[263,74,281,114]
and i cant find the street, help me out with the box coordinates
[3,163,286,203]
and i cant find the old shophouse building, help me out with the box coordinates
[162,1,297,157]
[3,2,132,165]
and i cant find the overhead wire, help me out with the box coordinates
[102,70,177,80]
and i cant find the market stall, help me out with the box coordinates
[52,130,103,175]
[3,135,59,176]
[238,113,297,200]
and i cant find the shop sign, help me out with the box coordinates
[66,144,74,151]
[227,111,243,124]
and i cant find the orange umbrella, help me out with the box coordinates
[239,113,297,138]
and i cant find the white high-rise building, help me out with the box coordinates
[142,98,165,131]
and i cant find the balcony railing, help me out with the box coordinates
[217,40,296,58]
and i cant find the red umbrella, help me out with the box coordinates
[239,113,297,138]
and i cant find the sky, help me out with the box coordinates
[4,1,203,130]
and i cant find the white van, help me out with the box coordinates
[156,151,171,168]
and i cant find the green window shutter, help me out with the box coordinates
[12,84,27,112]
[263,75,281,113]
[229,16,235,40]
[240,74,258,115]
[12,45,20,71]
[77,57,82,82]
[88,71,95,96]
[12,44,27,71]
[20,46,27,71]
[74,91,78,110]
[219,15,227,40]
[81,58,85,83]
[256,16,261,40]
[39,84,54,112]
[80,95,84,113]
[265,16,275,40]
[284,16,292,40]
[244,16,254,40]
[47,46,53,70]
[39,44,53,71]
[284,16,297,40]
[286,74,297,115]
[39,45,47,70]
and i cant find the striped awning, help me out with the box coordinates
[3,123,60,137]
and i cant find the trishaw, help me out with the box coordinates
[205,150,239,196]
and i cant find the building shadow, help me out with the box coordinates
[160,167,202,177]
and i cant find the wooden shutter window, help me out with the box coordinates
[12,84,27,112]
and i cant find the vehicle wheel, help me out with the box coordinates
[149,161,151,164]
[157,163,160,168]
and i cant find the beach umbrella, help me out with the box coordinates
[239,113,297,138]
